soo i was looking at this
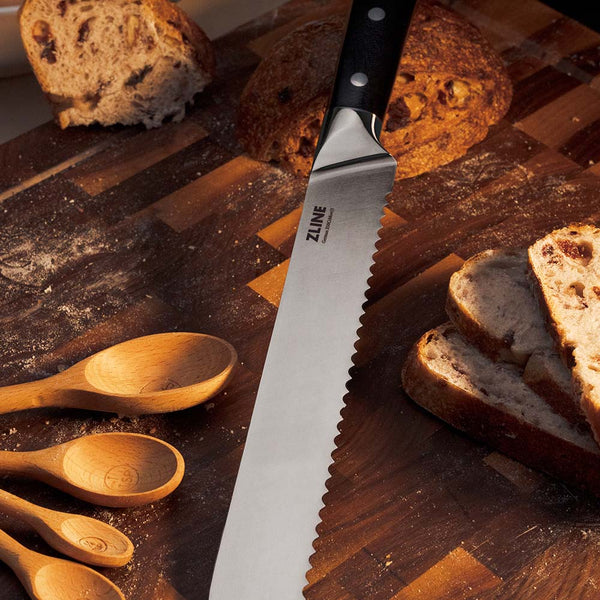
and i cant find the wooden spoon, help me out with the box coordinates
[0,528,125,600]
[0,433,185,507]
[0,488,133,567]
[0,332,237,415]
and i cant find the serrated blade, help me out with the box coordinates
[209,108,397,599]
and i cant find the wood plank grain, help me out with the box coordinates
[257,205,302,251]
[0,137,122,203]
[246,258,289,306]
[477,530,600,599]
[0,123,140,193]
[506,66,580,123]
[463,503,569,580]
[453,0,560,48]
[483,452,546,494]
[390,547,502,600]
[527,16,600,67]
[357,253,464,366]
[139,155,267,232]
[68,121,208,196]
[515,84,600,148]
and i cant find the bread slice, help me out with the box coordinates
[19,0,215,128]
[401,323,600,496]
[529,224,600,445]
[447,249,553,365]
[523,350,586,429]
[237,0,512,180]
[446,249,586,429]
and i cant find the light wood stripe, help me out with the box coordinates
[483,452,545,494]
[153,577,187,600]
[382,206,408,228]
[0,137,121,203]
[250,205,406,306]
[256,205,405,253]
[69,120,208,196]
[246,258,289,307]
[391,547,502,600]
[515,84,600,148]
[257,205,302,249]
[140,155,264,232]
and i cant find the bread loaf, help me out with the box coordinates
[529,224,600,445]
[237,0,512,179]
[402,323,600,496]
[19,0,215,128]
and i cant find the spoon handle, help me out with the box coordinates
[0,449,32,476]
[0,378,58,414]
[0,527,31,574]
[0,488,38,525]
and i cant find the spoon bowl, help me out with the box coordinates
[32,562,124,600]
[0,487,133,567]
[85,332,235,395]
[61,433,183,502]
[0,332,237,416]
[0,433,185,507]
[0,529,125,600]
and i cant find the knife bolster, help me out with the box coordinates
[312,107,392,173]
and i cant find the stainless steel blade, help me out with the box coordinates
[209,108,397,599]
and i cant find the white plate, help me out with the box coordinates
[0,0,287,79]
[0,3,30,78]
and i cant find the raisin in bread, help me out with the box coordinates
[446,248,586,429]
[19,0,215,128]
[237,0,512,179]
[529,224,600,445]
[401,323,600,496]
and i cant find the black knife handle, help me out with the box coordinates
[328,0,417,123]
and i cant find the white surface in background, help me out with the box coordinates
[0,0,285,145]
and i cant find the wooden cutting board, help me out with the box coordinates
[2,0,600,598]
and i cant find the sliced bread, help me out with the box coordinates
[447,249,553,365]
[446,249,585,428]
[401,323,600,496]
[529,224,600,445]
[19,0,215,128]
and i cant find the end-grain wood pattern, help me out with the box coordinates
[2,0,600,598]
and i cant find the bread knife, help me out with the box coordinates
[209,1,416,597]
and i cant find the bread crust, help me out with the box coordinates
[528,223,600,446]
[19,0,214,128]
[142,0,214,78]
[237,0,512,180]
[402,325,600,497]
[522,350,586,430]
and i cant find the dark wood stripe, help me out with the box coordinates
[559,116,600,166]
[506,65,580,122]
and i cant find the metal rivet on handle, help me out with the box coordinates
[368,7,386,21]
[350,72,368,87]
